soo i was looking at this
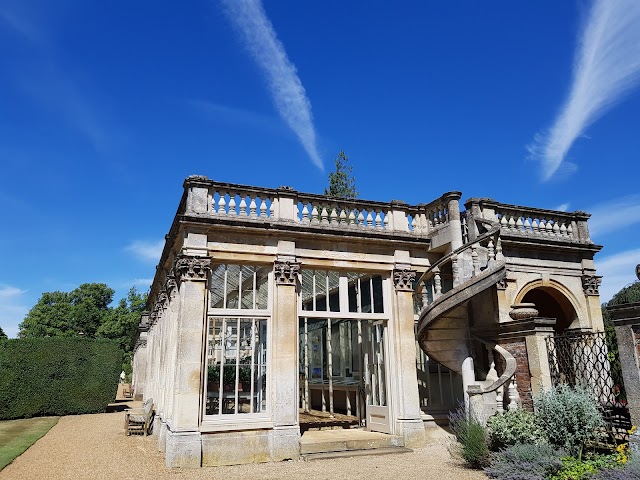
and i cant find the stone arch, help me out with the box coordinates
[514,280,580,333]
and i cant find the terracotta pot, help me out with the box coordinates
[509,303,539,320]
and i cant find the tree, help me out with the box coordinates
[324,150,358,199]
[0,326,7,340]
[97,287,148,357]
[19,283,114,338]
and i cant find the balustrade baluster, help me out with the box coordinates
[421,280,429,307]
[523,217,531,233]
[516,216,523,231]
[357,211,364,227]
[366,211,373,228]
[228,195,236,216]
[567,223,573,238]
[384,210,390,230]
[301,204,309,223]
[330,208,338,225]
[339,208,347,224]
[500,215,508,229]
[433,267,442,298]
[560,222,567,236]
[239,197,247,216]
[508,377,518,410]
[508,215,516,230]
[552,221,560,236]
[259,200,267,218]
[452,253,460,287]
[349,210,356,226]
[496,238,504,262]
[269,202,275,218]
[471,245,479,276]
[249,198,257,218]
[218,194,226,215]
[311,206,319,224]
[375,212,382,228]
[496,384,504,413]
[487,240,495,267]
[321,207,329,225]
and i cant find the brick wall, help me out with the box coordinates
[497,338,534,411]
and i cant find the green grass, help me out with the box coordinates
[0,416,59,471]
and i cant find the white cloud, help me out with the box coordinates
[529,0,640,181]
[596,248,640,301]
[132,278,153,287]
[125,240,164,264]
[588,194,640,238]
[221,0,324,170]
[0,284,29,338]
[553,203,570,212]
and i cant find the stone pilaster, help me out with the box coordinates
[608,303,640,427]
[271,259,300,427]
[166,254,211,468]
[391,267,425,447]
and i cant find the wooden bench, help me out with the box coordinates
[124,398,154,436]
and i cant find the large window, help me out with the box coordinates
[204,264,271,420]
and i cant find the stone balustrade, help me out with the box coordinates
[182,175,462,236]
[464,198,592,243]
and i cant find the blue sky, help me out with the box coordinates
[1,0,639,337]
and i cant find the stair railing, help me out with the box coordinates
[414,218,502,312]
[468,335,519,421]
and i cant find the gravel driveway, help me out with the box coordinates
[1,410,487,480]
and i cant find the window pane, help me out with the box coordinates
[255,267,269,310]
[205,317,268,417]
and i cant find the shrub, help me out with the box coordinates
[485,442,564,480]
[549,454,620,480]
[588,455,640,480]
[449,404,491,469]
[487,409,547,450]
[0,337,122,419]
[534,385,604,457]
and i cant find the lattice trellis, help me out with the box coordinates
[546,331,631,446]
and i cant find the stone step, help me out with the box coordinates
[302,446,412,461]
[300,429,400,455]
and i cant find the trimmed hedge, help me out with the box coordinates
[0,337,122,419]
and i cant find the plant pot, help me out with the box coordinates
[509,303,539,320]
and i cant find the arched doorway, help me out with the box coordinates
[520,286,577,333]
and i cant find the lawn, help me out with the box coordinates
[0,416,59,471]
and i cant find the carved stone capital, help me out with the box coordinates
[165,273,178,298]
[582,274,602,296]
[393,268,416,291]
[175,255,211,281]
[158,291,168,309]
[274,260,300,285]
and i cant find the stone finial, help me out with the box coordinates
[175,255,212,281]
[393,268,416,291]
[274,260,300,285]
[581,274,602,296]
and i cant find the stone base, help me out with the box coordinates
[201,426,300,466]
[395,419,426,448]
[166,430,202,468]
[158,420,168,453]
[151,415,161,437]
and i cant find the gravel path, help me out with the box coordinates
[1,410,488,480]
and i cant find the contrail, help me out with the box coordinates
[221,0,324,170]
[529,0,640,181]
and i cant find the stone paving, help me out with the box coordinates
[0,410,487,480]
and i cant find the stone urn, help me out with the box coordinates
[509,303,539,320]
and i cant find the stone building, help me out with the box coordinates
[132,175,604,467]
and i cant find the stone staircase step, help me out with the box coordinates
[300,429,400,455]
[302,446,412,461]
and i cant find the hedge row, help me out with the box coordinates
[0,337,122,419]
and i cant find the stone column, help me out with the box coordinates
[445,193,463,251]
[524,319,556,398]
[270,259,302,460]
[391,267,426,447]
[608,303,640,427]
[165,255,211,468]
